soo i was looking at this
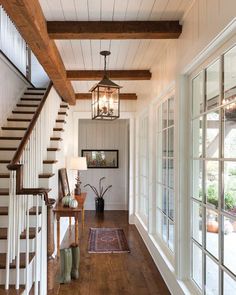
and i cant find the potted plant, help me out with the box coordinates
[84,177,112,213]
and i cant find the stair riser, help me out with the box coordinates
[20,100,40,105]
[0,258,34,286]
[10,114,34,119]
[59,108,68,113]
[0,196,9,206]
[1,130,25,137]
[38,177,55,188]
[14,107,37,112]
[55,123,65,129]
[0,150,16,159]
[53,130,63,137]
[57,115,67,120]
[0,164,8,173]
[0,215,42,228]
[22,94,44,99]
[47,150,59,161]
[0,140,21,148]
[6,121,29,128]
[26,88,46,93]
[0,237,38,253]
[43,164,56,174]
[0,178,9,187]
[49,141,61,149]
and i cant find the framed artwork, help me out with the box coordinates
[58,168,70,198]
[81,149,119,168]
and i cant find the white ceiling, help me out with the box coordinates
[39,0,192,94]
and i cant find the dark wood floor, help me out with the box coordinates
[59,211,170,295]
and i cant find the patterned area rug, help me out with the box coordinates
[88,228,130,253]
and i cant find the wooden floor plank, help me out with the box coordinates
[59,211,170,295]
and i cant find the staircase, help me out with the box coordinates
[0,85,69,294]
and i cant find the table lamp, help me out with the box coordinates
[67,157,87,195]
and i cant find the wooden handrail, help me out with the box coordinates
[7,82,53,170]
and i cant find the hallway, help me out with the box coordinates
[59,211,170,295]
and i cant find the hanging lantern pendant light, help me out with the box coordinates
[90,51,121,120]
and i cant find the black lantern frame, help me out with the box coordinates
[90,51,121,120]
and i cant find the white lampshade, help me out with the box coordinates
[67,157,87,171]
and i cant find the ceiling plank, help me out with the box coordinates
[1,0,75,104]
[75,93,137,100]
[47,21,182,39]
[67,70,151,80]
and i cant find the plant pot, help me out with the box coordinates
[207,220,219,233]
[95,198,104,213]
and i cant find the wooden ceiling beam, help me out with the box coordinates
[75,93,137,100]
[47,21,182,39]
[67,70,151,81]
[1,0,75,105]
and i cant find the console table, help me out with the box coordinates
[53,192,86,257]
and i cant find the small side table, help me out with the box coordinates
[53,193,86,257]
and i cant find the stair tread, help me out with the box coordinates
[16,104,38,107]
[0,253,35,269]
[60,105,69,109]
[0,207,42,216]
[27,87,46,90]
[39,173,55,178]
[53,128,64,131]
[0,189,9,196]
[7,118,31,122]
[56,119,66,123]
[0,147,17,151]
[43,160,58,164]
[2,127,27,131]
[47,148,60,151]
[0,137,22,140]
[12,111,35,114]
[58,112,67,115]
[0,174,10,178]
[0,160,10,163]
[0,285,25,294]
[23,92,44,95]
[50,137,62,141]
[21,98,41,101]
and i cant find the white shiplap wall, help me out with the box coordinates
[78,119,129,210]
[0,53,27,131]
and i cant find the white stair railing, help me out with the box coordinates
[5,83,61,294]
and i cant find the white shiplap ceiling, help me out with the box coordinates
[39,0,192,94]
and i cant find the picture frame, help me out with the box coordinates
[58,168,70,198]
[81,149,119,168]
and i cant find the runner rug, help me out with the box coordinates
[88,228,130,253]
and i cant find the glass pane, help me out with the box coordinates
[168,159,174,189]
[162,187,167,214]
[206,59,220,110]
[206,111,220,158]
[162,129,167,157]
[223,106,236,158]
[224,162,236,215]
[192,243,202,289]
[224,45,236,94]
[168,220,174,252]
[168,189,174,220]
[162,215,168,242]
[162,101,168,129]
[156,155,162,183]
[193,117,203,158]
[206,209,219,259]
[156,209,162,235]
[157,105,162,132]
[192,160,203,200]
[223,216,236,275]
[192,201,202,245]
[156,184,162,210]
[224,271,236,295]
[168,127,174,157]
[192,72,204,117]
[168,97,174,126]
[156,133,162,159]
[162,159,167,185]
[206,256,219,295]
[206,161,219,208]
